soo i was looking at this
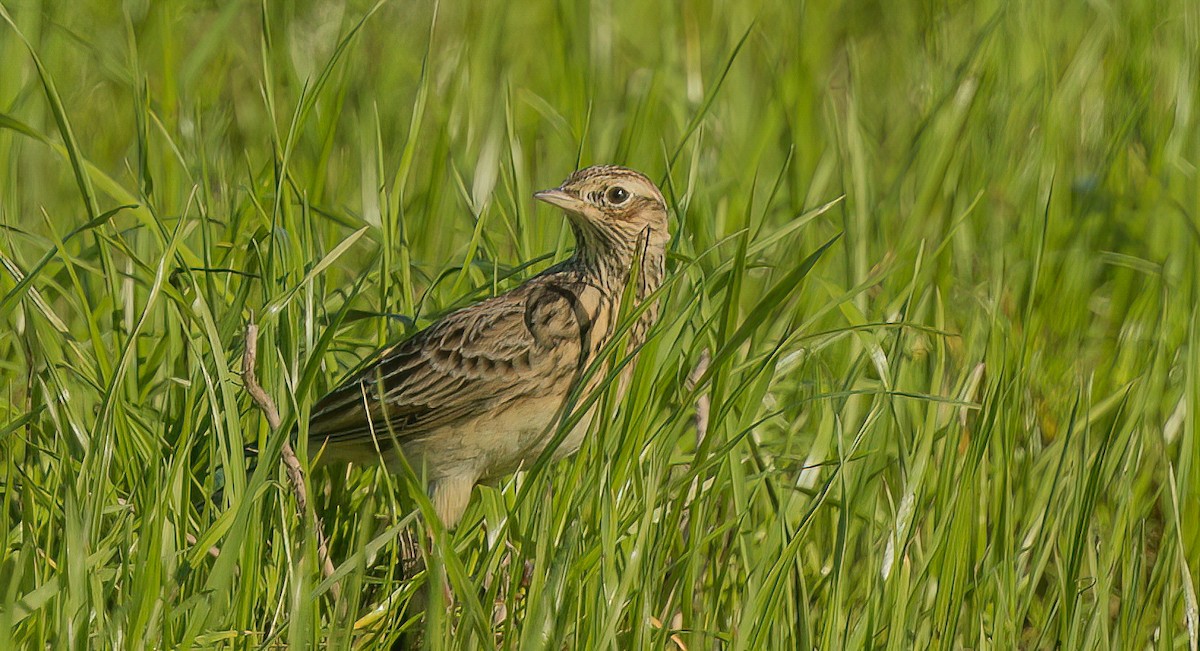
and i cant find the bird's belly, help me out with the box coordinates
[392,395,594,483]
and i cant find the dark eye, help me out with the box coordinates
[605,186,630,204]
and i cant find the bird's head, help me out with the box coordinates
[535,165,670,261]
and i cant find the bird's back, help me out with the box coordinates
[307,267,613,475]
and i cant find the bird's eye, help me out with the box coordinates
[605,186,630,204]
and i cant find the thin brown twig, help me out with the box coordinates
[686,348,711,444]
[244,321,341,603]
[679,348,711,549]
[242,323,281,431]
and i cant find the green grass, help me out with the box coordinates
[1,0,1198,648]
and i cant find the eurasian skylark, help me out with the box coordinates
[308,165,669,526]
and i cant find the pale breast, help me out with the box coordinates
[387,393,594,483]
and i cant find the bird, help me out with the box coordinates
[306,165,670,527]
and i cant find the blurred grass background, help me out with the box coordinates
[1,0,1198,648]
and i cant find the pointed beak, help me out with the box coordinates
[534,188,588,213]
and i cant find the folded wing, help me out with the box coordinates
[307,282,594,454]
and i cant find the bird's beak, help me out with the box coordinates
[534,188,588,213]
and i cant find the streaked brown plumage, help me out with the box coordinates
[308,165,669,526]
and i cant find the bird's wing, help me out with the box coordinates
[307,282,596,451]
